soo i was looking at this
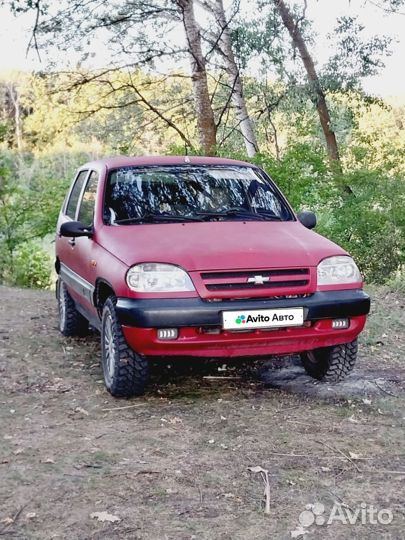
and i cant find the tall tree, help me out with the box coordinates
[0,76,28,151]
[274,0,341,168]
[202,0,259,156]
[7,82,23,152]
[176,0,217,154]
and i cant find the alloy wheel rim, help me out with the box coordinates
[307,351,317,365]
[59,288,66,330]
[104,315,116,380]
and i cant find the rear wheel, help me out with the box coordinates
[57,279,89,337]
[101,297,149,397]
[301,339,358,382]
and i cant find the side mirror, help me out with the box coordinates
[59,221,93,238]
[297,211,317,229]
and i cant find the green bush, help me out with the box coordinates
[316,170,404,283]
[13,241,52,289]
[0,152,69,287]
[251,143,331,209]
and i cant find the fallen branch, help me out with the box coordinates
[101,403,145,412]
[197,485,203,504]
[108,470,160,477]
[248,466,271,514]
[0,503,29,535]
[324,489,353,511]
[372,381,399,398]
[266,451,372,460]
[364,469,405,475]
[315,440,361,472]
[203,376,241,380]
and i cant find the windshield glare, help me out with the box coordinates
[104,165,293,224]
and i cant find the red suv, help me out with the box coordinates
[56,156,370,397]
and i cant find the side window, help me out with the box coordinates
[66,171,88,219]
[78,171,99,226]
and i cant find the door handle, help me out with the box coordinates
[68,238,76,246]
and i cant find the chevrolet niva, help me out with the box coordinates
[55,156,370,397]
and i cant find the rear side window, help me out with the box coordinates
[78,171,99,226]
[66,170,88,219]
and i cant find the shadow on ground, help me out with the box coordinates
[146,352,404,402]
[259,355,403,400]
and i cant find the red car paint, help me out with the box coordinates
[121,316,367,358]
[56,155,369,359]
[95,220,360,300]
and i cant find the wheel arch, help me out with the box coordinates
[95,278,116,313]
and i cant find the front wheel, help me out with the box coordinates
[101,297,149,397]
[301,339,358,382]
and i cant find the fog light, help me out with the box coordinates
[157,328,178,340]
[332,318,349,329]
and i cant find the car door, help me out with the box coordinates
[70,170,101,316]
[57,169,99,316]
[57,169,89,294]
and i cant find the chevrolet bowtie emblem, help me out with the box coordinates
[247,275,270,285]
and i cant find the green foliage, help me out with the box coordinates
[321,16,392,91]
[341,94,405,176]
[0,153,69,286]
[251,143,331,208]
[13,241,52,289]
[0,123,8,142]
[316,170,404,283]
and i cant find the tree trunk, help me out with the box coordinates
[274,0,341,168]
[7,83,23,152]
[210,0,259,157]
[177,0,217,155]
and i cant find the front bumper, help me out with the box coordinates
[117,289,370,357]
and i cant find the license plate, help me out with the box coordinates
[222,308,304,330]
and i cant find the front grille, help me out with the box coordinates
[201,269,309,280]
[200,268,310,293]
[204,280,308,291]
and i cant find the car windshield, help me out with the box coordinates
[104,165,294,224]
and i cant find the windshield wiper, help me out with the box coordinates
[251,209,282,221]
[114,212,204,224]
[195,208,282,221]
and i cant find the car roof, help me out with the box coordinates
[81,155,255,170]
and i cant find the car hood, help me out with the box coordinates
[96,221,346,271]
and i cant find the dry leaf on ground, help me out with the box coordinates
[90,511,120,523]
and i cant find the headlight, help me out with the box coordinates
[126,263,195,292]
[317,256,362,286]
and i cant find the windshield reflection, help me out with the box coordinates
[104,165,293,224]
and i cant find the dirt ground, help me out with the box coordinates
[0,285,404,539]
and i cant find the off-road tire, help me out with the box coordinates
[101,297,149,397]
[57,279,89,337]
[301,339,358,382]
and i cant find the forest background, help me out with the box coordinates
[0,0,404,289]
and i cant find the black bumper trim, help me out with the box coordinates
[116,289,370,328]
